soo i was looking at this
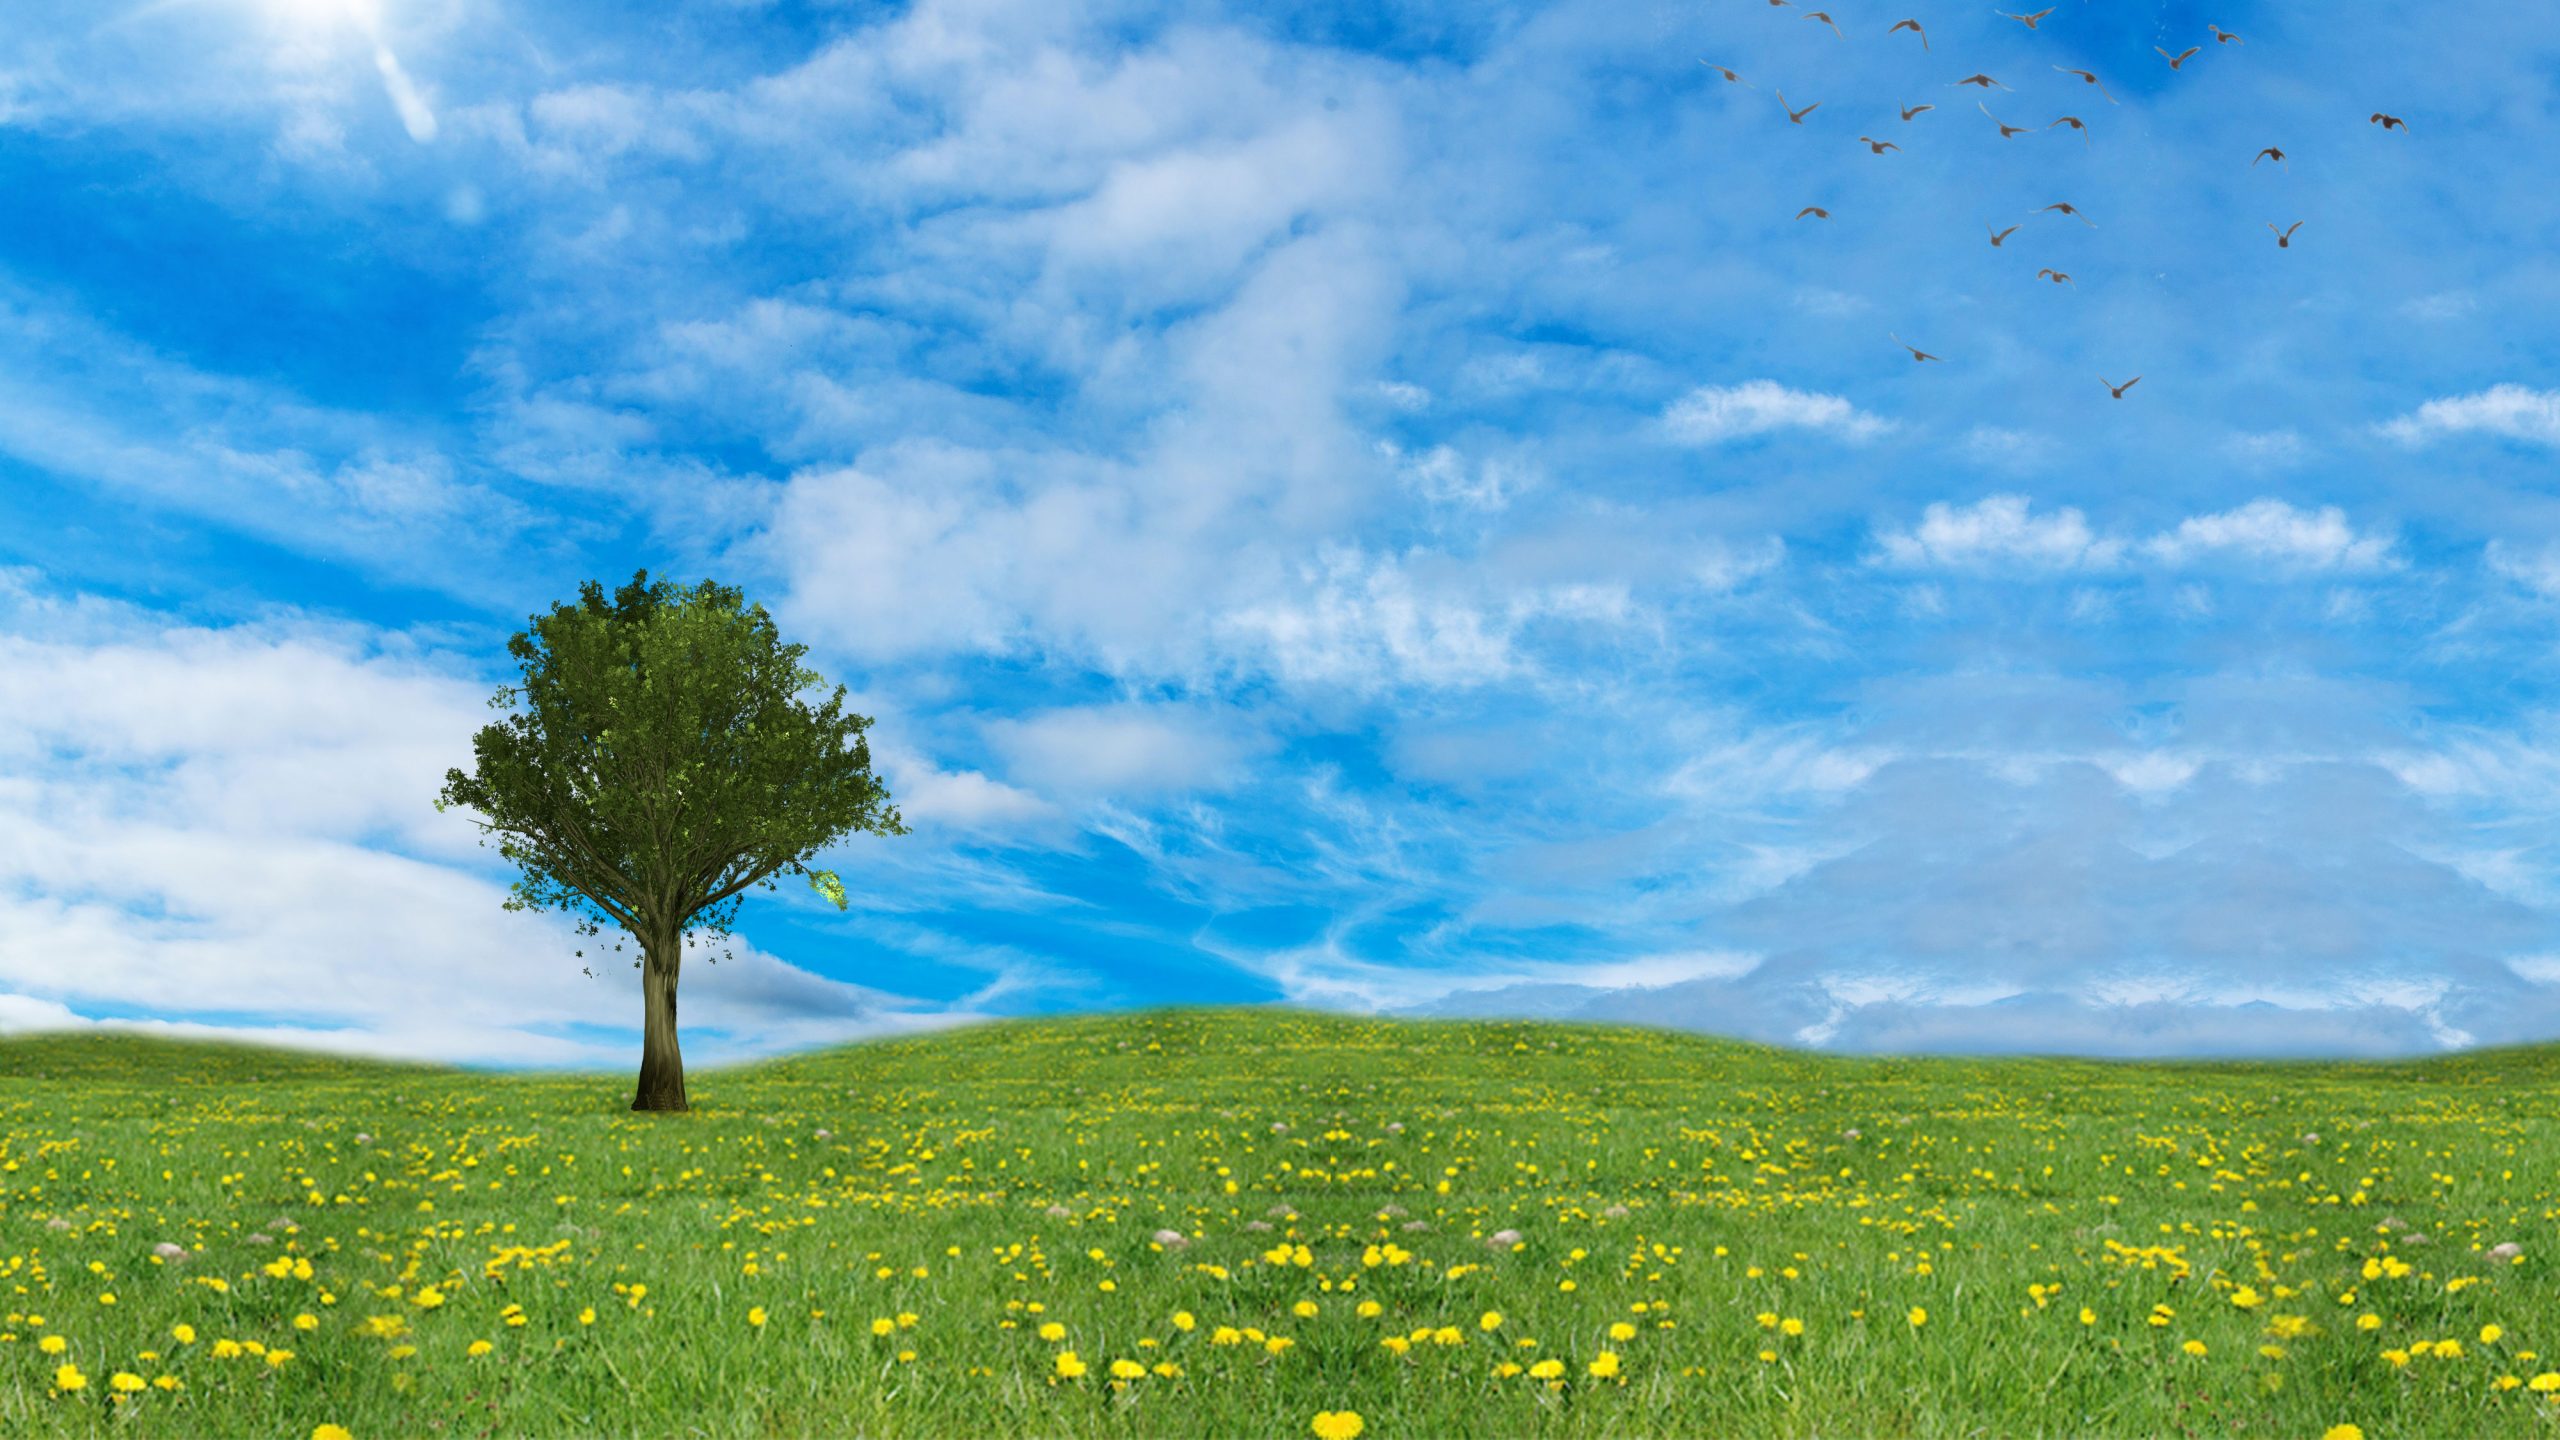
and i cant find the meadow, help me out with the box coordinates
[2,1009,2555,1439]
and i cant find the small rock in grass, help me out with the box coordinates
[1152,1229,1188,1249]
[45,1217,72,1233]
[1488,1228,1523,1251]
[153,1242,188,1261]
[246,1233,272,1246]
[1401,1221,1431,1233]
[2488,1242,2524,1262]
[1602,1204,1631,1219]
[1244,1220,1273,1233]
[1043,1204,1074,1220]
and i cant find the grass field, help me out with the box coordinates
[2,1009,2555,1438]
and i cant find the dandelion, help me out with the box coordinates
[1480,1310,1503,1331]
[1311,1413,1365,1440]
[1611,1321,1638,1341]
[1295,1300,1320,1319]
[411,1287,445,1310]
[172,1324,196,1346]
[467,1340,493,1357]
[1529,1358,1564,1379]
[1908,1307,1928,1328]
[314,1428,355,1440]
[39,1335,66,1355]
[2182,1340,2208,1357]
[746,1308,764,1328]
[581,1307,598,1326]
[1109,1359,1146,1379]
[2483,1324,2505,1345]
[295,1313,320,1331]
[2530,1372,2560,1392]
[2321,1428,2364,1440]
[1039,1322,1067,1342]
[53,1363,87,1392]
[1589,1351,1622,1378]
[1055,1351,1087,1379]
[871,1318,896,1337]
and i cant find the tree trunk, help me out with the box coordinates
[632,929,688,1112]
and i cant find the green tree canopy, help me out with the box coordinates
[436,569,907,1110]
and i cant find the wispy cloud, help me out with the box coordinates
[2144,500,2399,572]
[1660,380,1890,446]
[2381,385,2560,447]
[1872,495,2124,571]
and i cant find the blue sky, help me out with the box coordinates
[5,0,2560,1067]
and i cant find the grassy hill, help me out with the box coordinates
[2,1008,2553,1437]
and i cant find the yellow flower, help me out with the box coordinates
[211,1340,242,1359]
[1480,1310,1503,1331]
[1610,1322,1637,1342]
[1356,1300,1382,1319]
[110,1371,146,1393]
[411,1287,445,1310]
[314,1427,355,1440]
[1055,1351,1087,1379]
[467,1340,493,1357]
[172,1324,196,1346]
[1173,1311,1197,1331]
[2321,1428,2364,1440]
[266,1349,294,1368]
[1294,1300,1320,1319]
[2079,1308,2097,1326]
[1528,1358,1564,1379]
[38,1335,66,1356]
[745,1308,763,1328]
[53,1363,87,1392]
[1780,1318,1804,1337]
[2356,1313,2382,1332]
[1311,1413,1365,1440]
[1907,1307,1928,1328]
[2182,1340,2208,1357]
[2532,1372,2560,1393]
[2483,1324,2506,1345]
[295,1313,320,1331]
[1039,1322,1067,1342]
[1110,1358,1146,1379]
[1588,1350,1622,1378]
[871,1318,896,1337]
[2229,1287,2263,1310]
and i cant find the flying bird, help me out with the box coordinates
[1890,333,1943,363]
[2156,45,2201,70]
[1889,17,1929,48]
[2102,375,2140,399]
[1980,102,2030,138]
[2038,201,2096,227]
[1996,7,2055,27]
[2209,25,2241,43]
[1805,9,1845,36]
[1986,222,2020,246]
[1857,135,1901,154]
[2054,66,2119,103]
[1778,91,1821,124]
[2371,112,2408,131]
[2268,220,2303,247]
[1900,102,1936,120]
[1699,61,1753,87]
[1954,73,2013,91]
[2253,146,2287,167]
[1797,206,1831,219]
[2037,268,2074,286]
[2049,115,2090,147]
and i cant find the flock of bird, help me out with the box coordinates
[1705,7,2412,398]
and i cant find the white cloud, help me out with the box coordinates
[2380,384,2560,446]
[2144,499,2398,572]
[2486,539,2560,599]
[1872,495,2125,571]
[980,702,1274,800]
[1660,380,1889,446]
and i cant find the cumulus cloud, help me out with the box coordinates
[1660,380,1890,446]
[1872,495,2124,571]
[2380,385,2560,446]
[2144,499,2398,572]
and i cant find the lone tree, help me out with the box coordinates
[436,570,907,1111]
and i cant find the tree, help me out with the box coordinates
[435,569,908,1111]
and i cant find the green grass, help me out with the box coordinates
[1,1008,2553,1438]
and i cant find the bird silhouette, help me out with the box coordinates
[2054,67,2119,103]
[1699,61,1753,87]
[1996,7,2055,27]
[1954,73,2013,91]
[1889,18,1929,48]
[2039,201,2096,227]
[1805,9,1845,36]
[1901,102,1936,120]
[2268,220,2303,247]
[2049,115,2091,147]
[2037,268,2074,286]
[1986,222,2020,246]
[2371,112,2408,132]
[582,966,595,978]
[1797,206,1831,219]
[1858,136,1901,154]
[2156,45,2201,70]
[1778,91,1821,124]
[2102,375,2140,399]
[2253,146,2287,167]
[2209,25,2241,43]
[1980,102,2030,139]
[1891,333,1943,362]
